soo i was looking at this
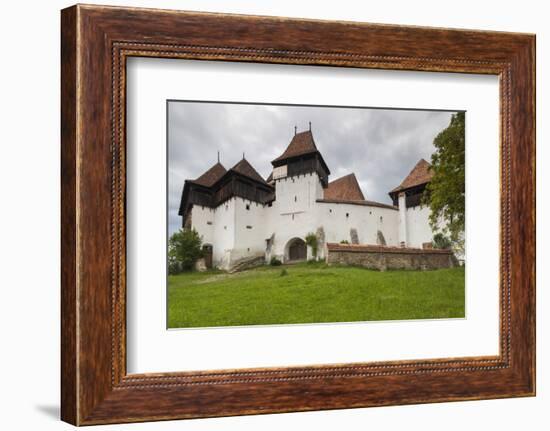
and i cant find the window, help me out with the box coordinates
[292,214,295,220]
[246,204,250,210]
[246,225,253,229]
[329,209,332,213]
[346,213,349,218]
[206,221,213,225]
[380,216,383,223]
[294,196,297,202]
[224,226,227,230]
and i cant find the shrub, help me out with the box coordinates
[270,256,282,266]
[340,240,350,244]
[280,269,288,277]
[432,232,452,249]
[168,261,182,275]
[305,232,318,258]
[168,228,203,273]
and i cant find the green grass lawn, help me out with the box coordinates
[167,262,465,328]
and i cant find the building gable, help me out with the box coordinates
[324,173,365,201]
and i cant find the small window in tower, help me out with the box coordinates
[246,225,253,229]
[346,213,349,218]
[247,248,250,252]
[206,221,213,225]
[292,214,295,220]
[224,226,227,230]
[246,204,250,210]
[294,195,297,202]
[380,216,383,222]
[329,209,332,213]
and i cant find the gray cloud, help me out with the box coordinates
[168,101,455,236]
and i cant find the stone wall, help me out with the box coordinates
[326,243,457,271]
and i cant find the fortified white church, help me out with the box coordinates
[179,126,439,270]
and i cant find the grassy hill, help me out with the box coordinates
[167,262,465,328]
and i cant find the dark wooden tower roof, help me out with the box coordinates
[178,157,274,224]
[230,158,268,185]
[270,128,330,187]
[272,130,318,163]
[188,162,227,187]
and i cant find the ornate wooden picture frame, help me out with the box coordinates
[61,4,535,425]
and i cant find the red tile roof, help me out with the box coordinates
[391,158,433,193]
[272,130,318,162]
[190,162,227,187]
[230,158,268,184]
[324,173,365,201]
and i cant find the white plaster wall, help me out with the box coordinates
[260,172,402,261]
[398,193,407,245]
[190,172,446,267]
[231,198,270,261]
[189,205,215,245]
[212,198,237,268]
[274,172,324,214]
[404,204,434,248]
[269,173,325,261]
[316,202,399,247]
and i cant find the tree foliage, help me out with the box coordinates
[424,112,465,249]
[168,228,203,274]
[432,232,452,250]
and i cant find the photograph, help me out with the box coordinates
[167,101,466,329]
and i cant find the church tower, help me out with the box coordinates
[269,125,330,215]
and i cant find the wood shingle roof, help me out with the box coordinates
[272,130,318,163]
[390,158,433,193]
[324,173,365,201]
[189,162,227,187]
[230,158,268,185]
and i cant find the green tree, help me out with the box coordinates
[168,228,203,273]
[425,112,465,250]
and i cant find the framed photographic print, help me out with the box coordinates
[61,4,535,425]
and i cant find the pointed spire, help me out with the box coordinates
[242,152,245,160]
[217,151,220,163]
[309,121,311,131]
[294,125,297,135]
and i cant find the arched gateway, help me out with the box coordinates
[285,237,307,262]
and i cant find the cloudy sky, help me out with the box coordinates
[168,101,456,236]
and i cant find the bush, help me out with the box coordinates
[340,240,350,244]
[168,228,203,273]
[305,232,318,258]
[432,233,452,249]
[168,261,182,275]
[270,256,282,266]
[280,269,288,277]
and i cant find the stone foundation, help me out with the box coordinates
[326,243,457,271]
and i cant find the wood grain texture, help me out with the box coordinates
[60,4,535,425]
